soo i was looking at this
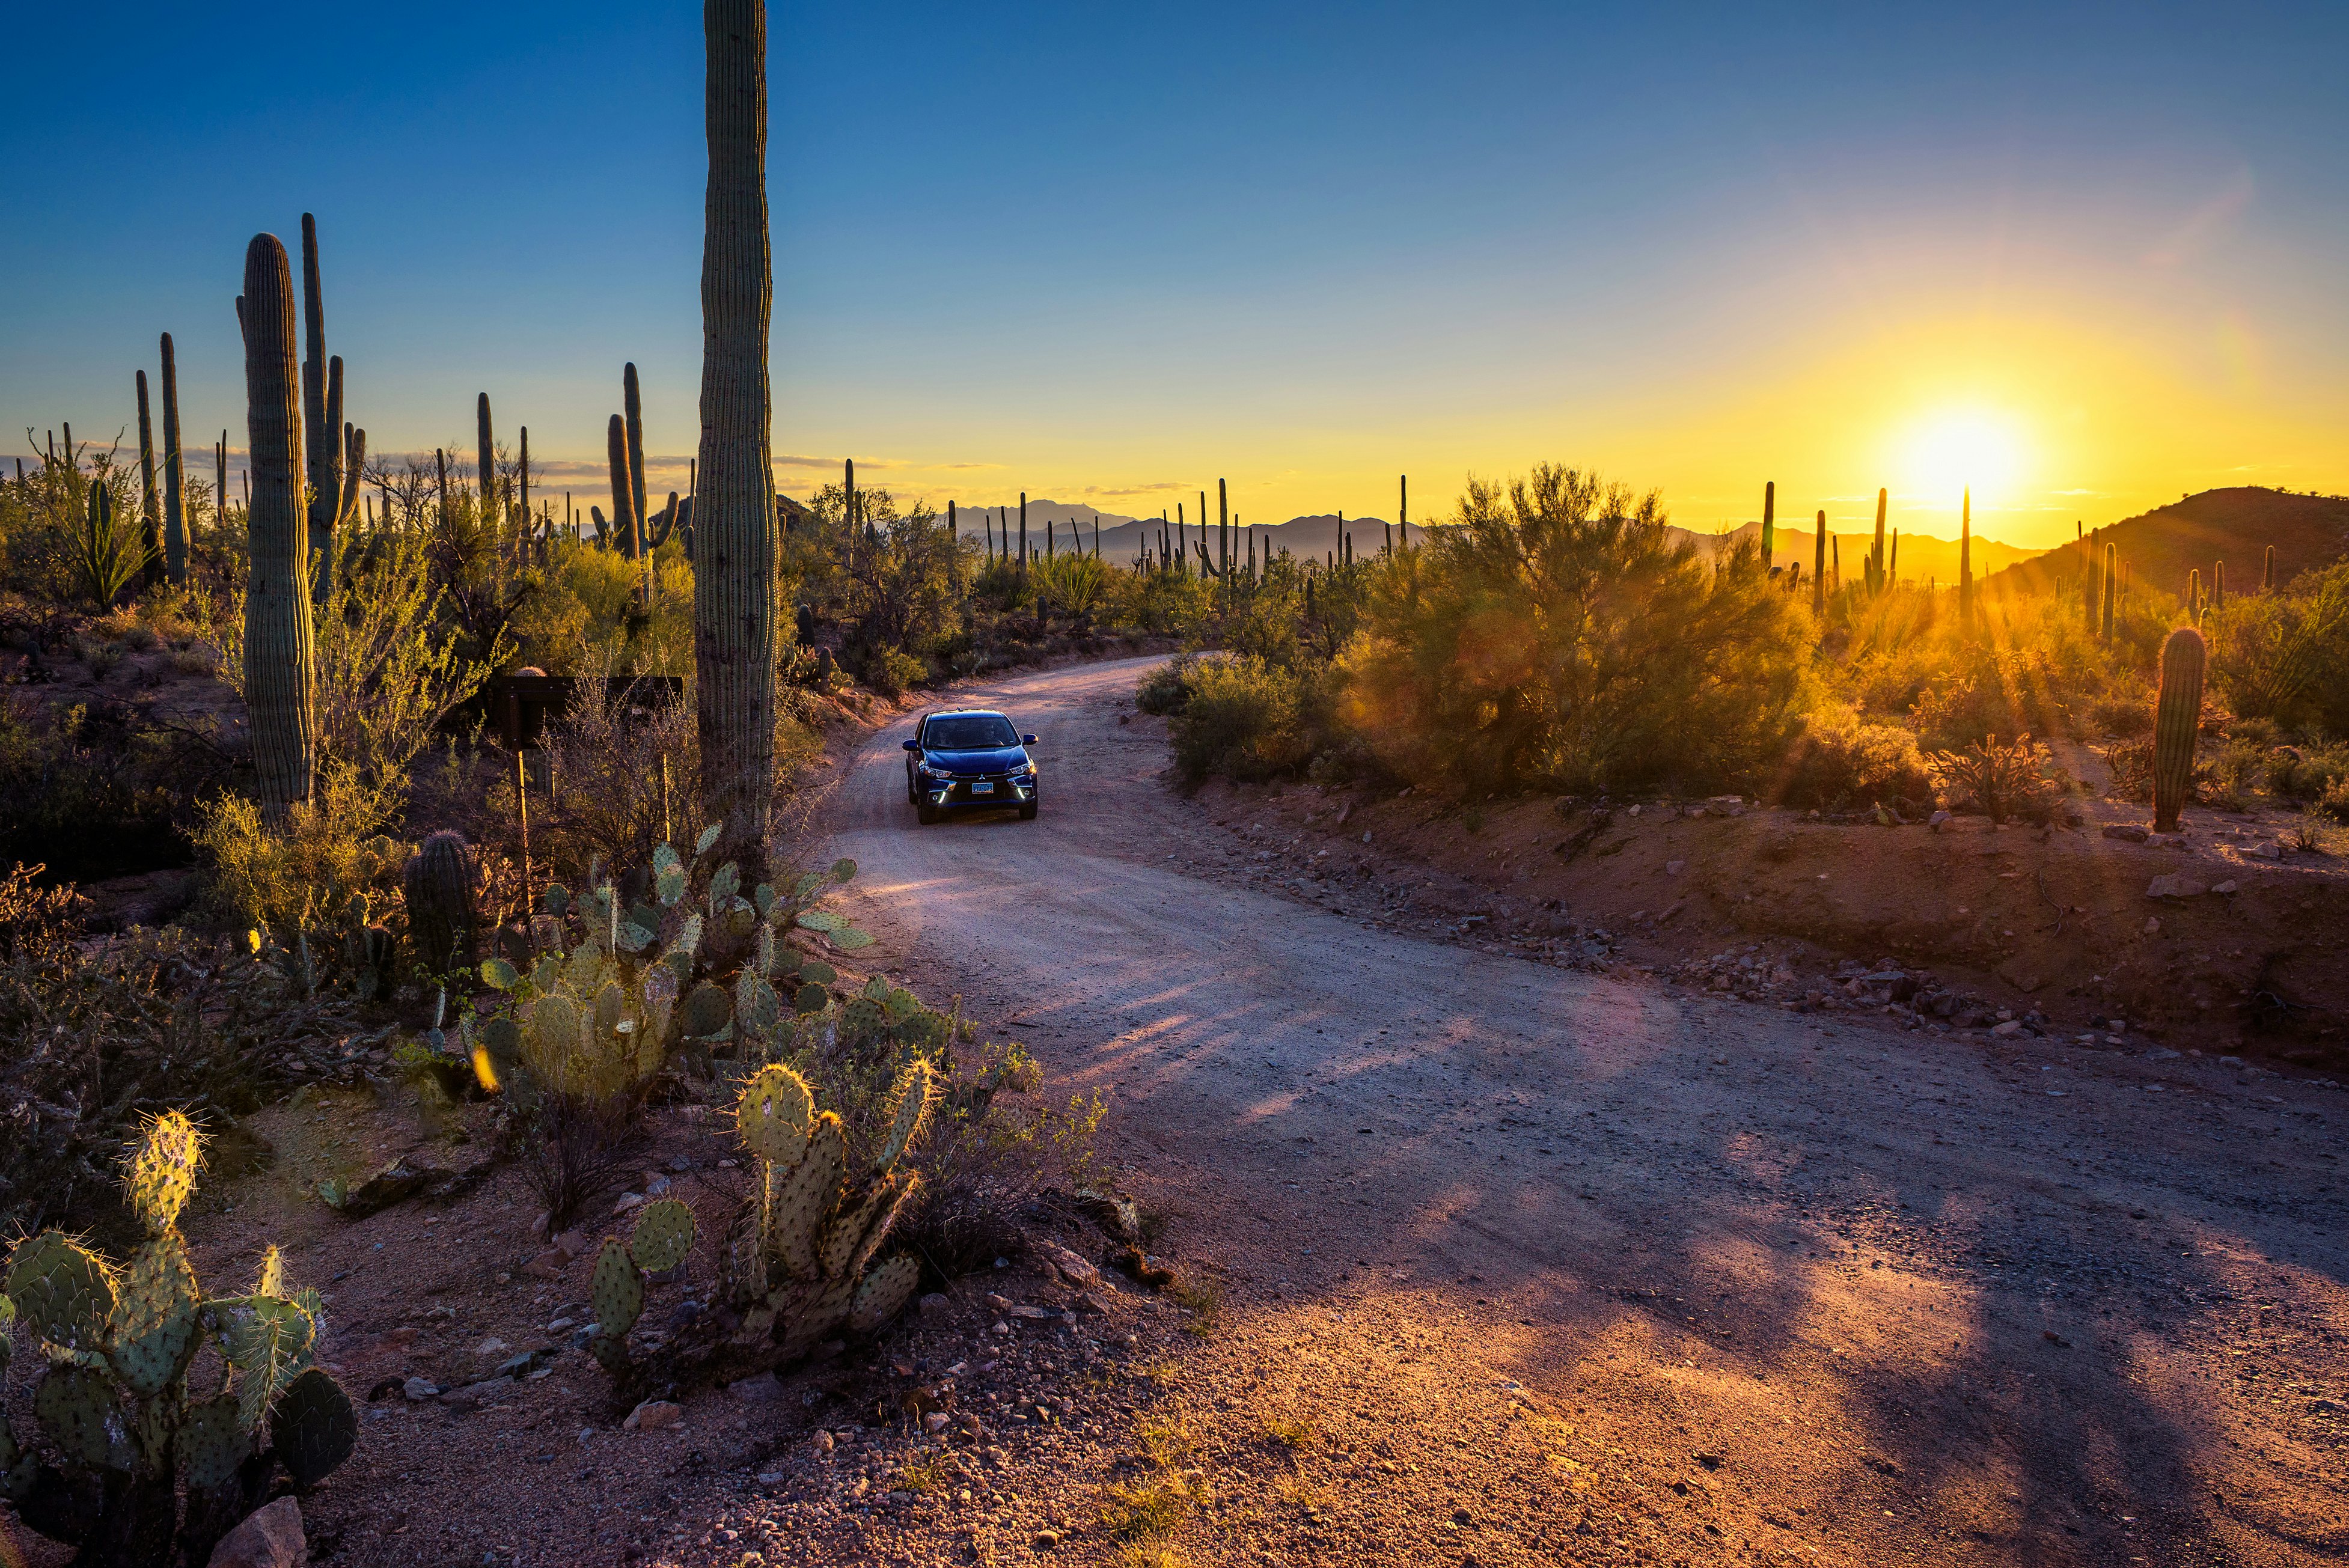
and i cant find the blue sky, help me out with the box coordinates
[3,1,2344,544]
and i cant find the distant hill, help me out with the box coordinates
[1675,519,2039,587]
[1980,487,2349,602]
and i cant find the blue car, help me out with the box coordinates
[902,709,1040,823]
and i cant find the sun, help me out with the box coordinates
[1902,409,2027,510]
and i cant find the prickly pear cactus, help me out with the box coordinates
[0,1111,358,1558]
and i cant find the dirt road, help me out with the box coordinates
[827,654,2347,1567]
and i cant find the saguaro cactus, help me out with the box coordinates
[625,362,651,551]
[1958,489,1973,628]
[136,368,163,587]
[2263,545,2275,593]
[477,392,496,545]
[2151,626,2206,834]
[2114,540,2133,638]
[160,332,187,585]
[2212,560,2226,611]
[1870,488,1887,596]
[695,0,780,881]
[236,234,318,823]
[297,215,365,597]
[1761,480,1774,566]
[403,831,478,973]
[607,414,640,560]
[1811,509,1827,612]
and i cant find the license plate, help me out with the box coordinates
[970,781,995,795]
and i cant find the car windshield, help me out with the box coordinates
[924,715,1019,751]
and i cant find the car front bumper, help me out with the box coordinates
[918,772,1037,809]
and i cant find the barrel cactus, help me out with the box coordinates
[403,831,478,974]
[1,1112,356,1563]
[2152,626,2207,834]
[236,232,319,823]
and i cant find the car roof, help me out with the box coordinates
[923,709,1007,721]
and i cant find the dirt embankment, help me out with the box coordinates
[1162,735,2349,1073]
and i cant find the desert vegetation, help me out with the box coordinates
[1138,463,2349,840]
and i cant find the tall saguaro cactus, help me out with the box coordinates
[1870,488,1887,596]
[2100,541,2116,642]
[695,0,780,880]
[2151,627,2206,834]
[135,368,163,587]
[608,414,640,560]
[626,362,651,551]
[1811,510,1827,613]
[236,234,319,823]
[1760,480,1774,567]
[1958,489,1974,629]
[160,332,188,584]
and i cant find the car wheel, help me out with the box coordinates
[1018,802,1039,820]
[917,803,939,825]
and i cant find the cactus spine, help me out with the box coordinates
[136,368,163,587]
[2151,626,2206,833]
[697,0,781,882]
[237,234,319,824]
[160,333,187,585]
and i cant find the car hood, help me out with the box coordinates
[921,745,1027,774]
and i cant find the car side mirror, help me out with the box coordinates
[1021,734,1037,746]
[901,738,918,751]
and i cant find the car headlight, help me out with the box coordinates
[1008,760,1035,777]
[916,760,942,776]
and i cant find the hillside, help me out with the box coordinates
[1982,486,2349,602]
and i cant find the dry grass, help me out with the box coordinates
[1100,1474,1201,1541]
[1263,1415,1319,1450]
[1165,1275,1222,1338]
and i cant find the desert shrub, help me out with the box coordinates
[2208,559,2349,736]
[1134,657,1196,715]
[1167,654,1313,783]
[1927,733,2062,825]
[0,860,85,965]
[506,535,693,676]
[2269,741,2349,803]
[524,642,701,880]
[860,644,929,697]
[1768,704,1934,809]
[2088,684,2155,738]
[1343,465,1815,795]
[192,767,411,935]
[1030,551,1113,621]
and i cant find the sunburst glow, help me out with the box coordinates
[1903,409,2027,510]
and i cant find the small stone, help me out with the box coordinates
[729,1373,784,1403]
[923,1412,951,1433]
[1665,860,1685,876]
[204,1495,304,1568]
[813,1430,835,1454]
[2146,874,2206,899]
[2213,879,2238,894]
[521,1250,569,1281]
[1034,1530,1062,1548]
[475,1337,510,1359]
[918,1292,952,1317]
[612,1192,645,1215]
[1046,1246,1101,1289]
[2102,823,2149,843]
[625,1400,683,1431]
[402,1376,439,1402]
[1991,1020,2023,1037]
[553,1230,589,1261]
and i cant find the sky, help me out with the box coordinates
[2,2,2345,550]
